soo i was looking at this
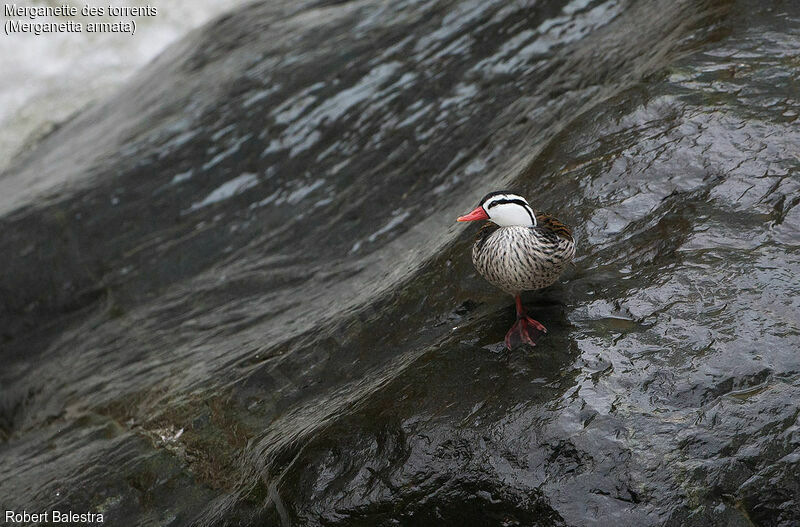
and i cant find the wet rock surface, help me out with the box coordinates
[1,0,799,526]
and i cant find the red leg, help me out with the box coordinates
[505,295,547,349]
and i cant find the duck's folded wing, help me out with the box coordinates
[534,212,573,242]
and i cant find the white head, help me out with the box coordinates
[457,191,536,227]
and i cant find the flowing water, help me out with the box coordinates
[0,0,252,173]
[1,0,799,525]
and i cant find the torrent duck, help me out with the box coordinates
[457,191,575,349]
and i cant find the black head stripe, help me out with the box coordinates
[480,190,517,206]
[486,198,528,209]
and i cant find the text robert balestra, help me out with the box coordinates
[5,510,104,523]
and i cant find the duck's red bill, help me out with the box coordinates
[457,206,489,222]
